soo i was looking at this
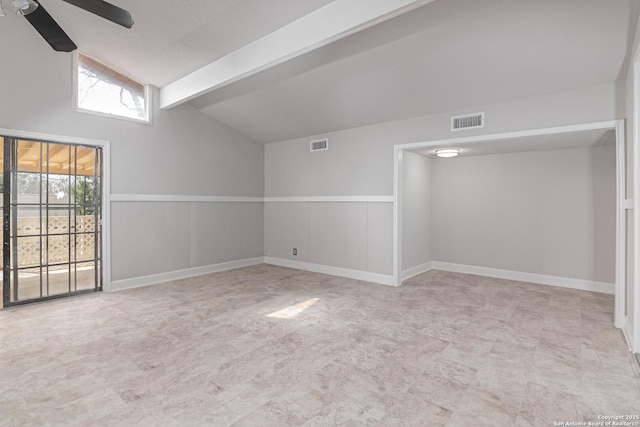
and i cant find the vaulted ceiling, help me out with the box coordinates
[11,0,640,143]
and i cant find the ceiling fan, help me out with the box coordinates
[0,0,133,52]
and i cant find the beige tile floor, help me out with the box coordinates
[0,265,638,426]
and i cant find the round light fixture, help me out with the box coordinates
[435,148,460,158]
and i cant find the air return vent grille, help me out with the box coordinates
[310,139,328,152]
[451,113,484,131]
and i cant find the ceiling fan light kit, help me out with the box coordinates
[2,0,133,52]
[12,0,38,16]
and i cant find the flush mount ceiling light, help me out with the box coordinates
[435,148,461,158]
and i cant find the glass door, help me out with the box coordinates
[1,137,102,307]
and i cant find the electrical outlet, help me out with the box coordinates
[293,248,297,256]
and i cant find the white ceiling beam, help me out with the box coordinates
[159,0,434,109]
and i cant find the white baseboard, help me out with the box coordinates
[264,257,396,286]
[108,256,614,299]
[622,319,633,352]
[401,261,433,281]
[109,257,265,291]
[431,261,615,295]
[623,316,636,352]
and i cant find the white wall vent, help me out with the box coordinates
[451,112,484,131]
[310,139,328,152]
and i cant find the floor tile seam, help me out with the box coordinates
[579,356,639,376]
[433,354,488,373]
[220,389,303,425]
[460,384,527,418]
[235,352,328,394]
[232,332,330,359]
[253,358,338,412]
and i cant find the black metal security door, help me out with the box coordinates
[1,137,102,307]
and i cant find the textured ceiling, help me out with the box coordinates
[195,0,637,142]
[410,129,616,158]
[7,0,639,144]
[36,0,335,86]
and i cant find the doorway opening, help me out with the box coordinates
[393,120,628,332]
[1,136,103,307]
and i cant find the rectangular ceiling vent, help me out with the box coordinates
[451,112,484,131]
[310,138,328,152]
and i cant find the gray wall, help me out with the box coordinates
[265,82,620,280]
[0,16,265,283]
[264,202,393,275]
[111,202,264,280]
[1,12,627,291]
[402,151,431,271]
[265,83,618,197]
[430,145,616,283]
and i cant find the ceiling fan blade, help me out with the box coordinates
[61,0,134,28]
[24,1,77,52]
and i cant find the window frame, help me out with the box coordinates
[72,52,152,125]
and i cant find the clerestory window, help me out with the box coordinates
[75,52,150,123]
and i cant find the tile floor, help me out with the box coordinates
[0,265,638,426]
